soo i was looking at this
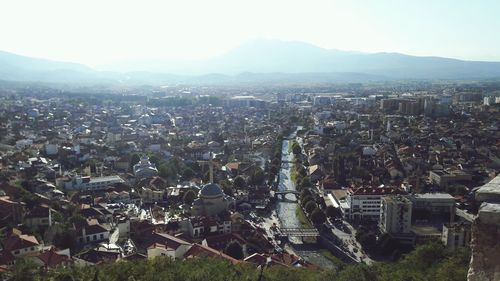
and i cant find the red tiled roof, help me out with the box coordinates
[184,244,240,265]
[0,250,15,266]
[144,232,191,250]
[2,234,39,251]
[35,249,71,267]
[203,233,246,252]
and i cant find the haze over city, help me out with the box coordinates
[1,0,500,66]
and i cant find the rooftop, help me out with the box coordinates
[412,193,454,200]
[476,174,500,202]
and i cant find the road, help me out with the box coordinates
[327,222,373,264]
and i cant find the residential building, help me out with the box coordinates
[410,193,455,223]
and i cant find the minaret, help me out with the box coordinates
[209,153,214,184]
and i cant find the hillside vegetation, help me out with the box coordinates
[5,243,469,281]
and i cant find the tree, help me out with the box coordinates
[250,167,266,186]
[158,162,178,181]
[181,167,195,181]
[310,208,326,225]
[183,189,197,205]
[291,141,302,155]
[7,258,38,281]
[300,189,312,200]
[53,229,76,251]
[325,206,342,219]
[301,195,313,207]
[355,227,377,249]
[299,177,312,189]
[149,154,161,167]
[334,156,347,185]
[224,241,244,260]
[305,201,317,214]
[130,153,141,171]
[233,176,246,189]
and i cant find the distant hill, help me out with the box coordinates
[2,39,500,85]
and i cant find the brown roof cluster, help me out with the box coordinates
[183,244,240,265]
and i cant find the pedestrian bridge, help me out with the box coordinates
[277,227,320,237]
[274,191,300,202]
[275,190,300,195]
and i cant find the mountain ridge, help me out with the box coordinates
[1,39,500,85]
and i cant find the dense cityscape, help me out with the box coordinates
[0,81,498,280]
[2,1,500,280]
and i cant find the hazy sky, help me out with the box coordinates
[1,0,500,66]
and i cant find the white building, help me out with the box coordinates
[146,233,191,260]
[15,139,33,150]
[76,221,110,245]
[379,195,412,234]
[56,175,124,190]
[345,186,405,221]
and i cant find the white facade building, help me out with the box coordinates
[56,175,124,190]
[379,195,412,234]
[345,186,405,221]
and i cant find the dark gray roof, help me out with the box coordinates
[200,183,223,197]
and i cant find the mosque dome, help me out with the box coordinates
[200,183,224,198]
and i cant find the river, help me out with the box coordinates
[275,128,336,269]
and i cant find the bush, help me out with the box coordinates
[325,206,342,219]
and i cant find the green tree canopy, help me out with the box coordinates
[183,189,197,205]
[310,208,326,225]
[233,176,246,189]
[325,205,343,219]
[305,201,317,214]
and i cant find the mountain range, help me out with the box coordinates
[1,39,500,85]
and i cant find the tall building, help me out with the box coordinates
[379,195,412,234]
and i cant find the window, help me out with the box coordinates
[93,235,97,240]
[30,247,34,251]
[14,250,20,255]
[100,234,104,239]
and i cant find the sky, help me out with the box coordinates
[1,0,500,66]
